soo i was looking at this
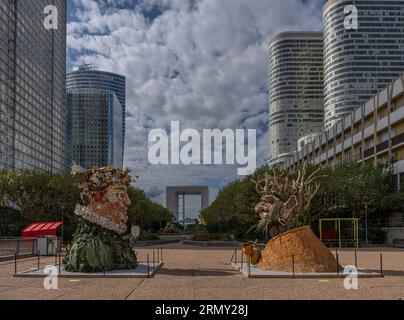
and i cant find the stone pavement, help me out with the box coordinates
[0,243,403,300]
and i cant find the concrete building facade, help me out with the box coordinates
[166,187,210,222]
[284,73,404,191]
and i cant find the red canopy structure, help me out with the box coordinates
[21,222,63,238]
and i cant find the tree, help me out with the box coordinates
[0,170,173,239]
[126,187,174,232]
[200,162,393,240]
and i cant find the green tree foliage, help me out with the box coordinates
[310,162,391,220]
[0,170,173,238]
[126,187,174,232]
[200,162,393,240]
[0,171,82,239]
[200,166,271,240]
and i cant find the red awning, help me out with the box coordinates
[21,222,63,238]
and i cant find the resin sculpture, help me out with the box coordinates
[64,166,137,273]
[253,163,342,273]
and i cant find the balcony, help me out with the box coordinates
[376,140,389,154]
[363,147,374,159]
[392,133,404,147]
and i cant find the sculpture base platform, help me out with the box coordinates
[14,262,163,279]
[257,226,342,273]
[232,262,382,279]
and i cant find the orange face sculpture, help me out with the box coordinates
[87,184,131,225]
[75,167,132,235]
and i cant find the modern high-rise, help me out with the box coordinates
[268,32,324,166]
[66,66,126,158]
[324,0,404,129]
[67,89,123,169]
[0,1,67,172]
[66,67,126,169]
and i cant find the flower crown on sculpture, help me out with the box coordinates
[72,163,132,205]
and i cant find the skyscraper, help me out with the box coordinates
[66,66,126,158]
[268,32,324,166]
[0,1,67,172]
[66,67,126,169]
[324,0,404,129]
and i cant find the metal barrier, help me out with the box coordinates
[0,237,37,258]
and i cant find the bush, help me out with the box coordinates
[137,233,159,241]
[194,232,232,241]
[367,228,387,244]
[160,227,180,234]
[186,224,207,232]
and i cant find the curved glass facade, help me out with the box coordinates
[324,0,404,129]
[268,32,324,166]
[66,68,126,157]
[67,88,123,169]
[0,0,67,172]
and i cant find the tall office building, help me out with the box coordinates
[268,32,324,166]
[66,66,126,159]
[324,0,404,129]
[0,1,67,172]
[66,67,126,169]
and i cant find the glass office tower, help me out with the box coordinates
[0,0,67,172]
[268,32,324,166]
[66,66,126,160]
[324,0,404,129]
[67,89,123,169]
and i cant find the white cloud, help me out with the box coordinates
[67,0,323,216]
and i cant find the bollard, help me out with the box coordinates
[161,248,163,263]
[355,250,358,268]
[230,249,237,265]
[153,250,155,269]
[336,254,340,276]
[14,253,17,274]
[37,251,40,269]
[16,239,20,257]
[380,253,383,277]
[292,255,295,277]
[235,250,238,268]
[147,253,150,278]
[58,250,61,275]
[241,251,244,270]
[157,248,160,263]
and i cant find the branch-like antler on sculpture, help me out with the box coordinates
[252,162,323,238]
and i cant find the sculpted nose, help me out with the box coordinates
[124,195,132,206]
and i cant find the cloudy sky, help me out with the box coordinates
[67,0,324,218]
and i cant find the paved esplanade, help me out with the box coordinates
[0,244,404,300]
